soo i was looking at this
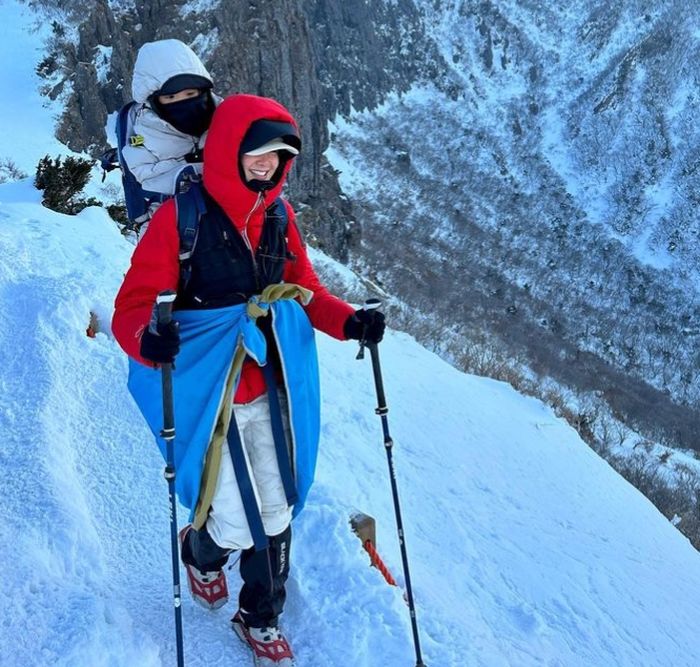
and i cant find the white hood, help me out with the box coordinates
[131,39,213,103]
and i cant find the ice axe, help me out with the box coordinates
[350,511,397,586]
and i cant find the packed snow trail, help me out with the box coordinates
[2,184,700,666]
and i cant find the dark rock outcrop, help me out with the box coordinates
[33,0,441,261]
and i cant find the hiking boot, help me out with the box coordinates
[179,525,229,610]
[231,610,296,666]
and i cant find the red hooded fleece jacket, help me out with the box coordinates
[112,94,354,403]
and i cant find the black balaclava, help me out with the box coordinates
[152,90,216,137]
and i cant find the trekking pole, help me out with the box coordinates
[358,299,427,667]
[155,289,185,667]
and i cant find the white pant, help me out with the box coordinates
[206,392,294,550]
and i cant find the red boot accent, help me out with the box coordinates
[231,611,296,666]
[179,525,229,610]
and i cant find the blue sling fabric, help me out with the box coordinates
[269,299,320,518]
[127,297,320,523]
[262,360,298,508]
[225,411,268,552]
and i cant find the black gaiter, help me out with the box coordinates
[155,91,215,137]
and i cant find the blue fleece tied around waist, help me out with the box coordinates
[127,299,320,521]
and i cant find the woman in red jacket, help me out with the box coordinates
[113,94,384,666]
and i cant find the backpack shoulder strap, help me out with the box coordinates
[268,197,299,261]
[175,182,208,289]
[267,196,289,229]
[115,101,137,165]
[277,197,288,227]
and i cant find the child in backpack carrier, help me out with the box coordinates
[120,39,219,235]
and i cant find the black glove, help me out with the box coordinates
[344,308,386,344]
[140,319,180,364]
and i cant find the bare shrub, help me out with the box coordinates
[0,158,28,184]
[605,451,700,549]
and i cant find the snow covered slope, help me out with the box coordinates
[325,0,700,450]
[1,181,700,667]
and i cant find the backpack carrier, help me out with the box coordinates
[101,103,290,287]
[100,101,199,234]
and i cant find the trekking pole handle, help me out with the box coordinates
[155,290,177,443]
[356,298,382,360]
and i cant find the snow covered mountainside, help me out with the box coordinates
[2,179,700,667]
[325,0,700,453]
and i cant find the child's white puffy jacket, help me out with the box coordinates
[122,107,206,195]
[122,39,214,196]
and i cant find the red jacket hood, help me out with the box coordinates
[203,94,298,227]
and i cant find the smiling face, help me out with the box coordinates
[157,88,201,105]
[241,151,280,182]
